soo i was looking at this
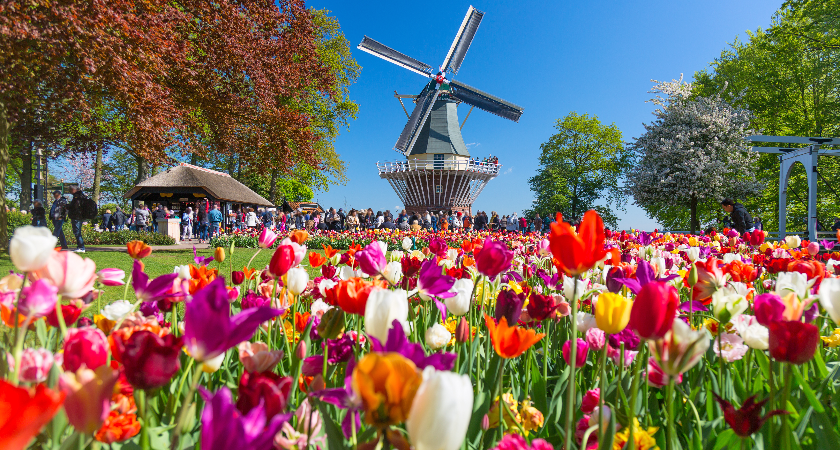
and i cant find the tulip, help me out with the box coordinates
[9,226,57,272]
[231,270,245,285]
[608,327,640,351]
[357,241,387,276]
[527,292,567,322]
[713,333,748,362]
[280,238,307,267]
[549,210,607,276]
[585,328,605,351]
[768,320,819,365]
[0,379,65,450]
[236,371,293,419]
[710,289,748,324]
[238,342,284,374]
[484,314,544,359]
[581,388,600,414]
[428,237,448,258]
[594,292,632,334]
[406,367,474,450]
[214,247,226,263]
[117,330,183,390]
[94,410,141,444]
[648,319,710,376]
[352,352,424,426]
[818,278,840,323]
[285,267,309,296]
[402,237,413,251]
[647,358,681,388]
[455,317,471,343]
[495,288,525,325]
[60,365,119,434]
[97,268,126,286]
[364,288,409,343]
[201,352,226,373]
[425,323,451,350]
[714,394,788,437]
[807,241,820,256]
[269,245,296,277]
[562,339,589,368]
[63,327,109,372]
[6,348,55,383]
[576,312,598,333]
[34,251,97,300]
[445,278,473,316]
[126,240,152,259]
[101,299,134,322]
[335,278,385,316]
[784,235,801,248]
[382,261,403,285]
[475,236,513,279]
[317,308,346,340]
[753,293,785,326]
[258,227,278,249]
[200,387,288,450]
[731,315,769,350]
[628,281,679,340]
[16,278,58,319]
[774,271,812,300]
[275,399,324,449]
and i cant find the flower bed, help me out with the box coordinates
[3,214,840,450]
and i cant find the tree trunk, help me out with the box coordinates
[690,194,699,234]
[227,155,236,177]
[269,169,278,205]
[20,142,31,210]
[92,146,103,203]
[135,154,150,184]
[0,102,11,251]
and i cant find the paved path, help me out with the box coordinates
[86,241,211,252]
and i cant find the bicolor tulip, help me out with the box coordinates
[475,236,513,279]
[63,327,109,372]
[594,292,632,334]
[59,366,119,434]
[96,268,126,286]
[710,288,748,324]
[34,251,97,299]
[357,241,387,276]
[258,227,278,249]
[16,278,57,319]
[648,319,709,376]
[0,379,65,450]
[200,387,289,450]
[9,226,57,272]
[562,339,589,368]
[768,320,819,364]
[352,352,423,427]
[628,281,679,340]
[238,342,284,374]
[549,210,607,276]
[484,314,545,359]
[364,288,409,344]
[6,348,55,383]
[406,367,474,450]
[117,330,183,390]
[126,240,152,259]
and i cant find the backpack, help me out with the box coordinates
[81,197,98,221]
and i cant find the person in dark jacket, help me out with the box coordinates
[721,198,755,233]
[31,201,47,227]
[101,209,112,231]
[380,217,396,230]
[113,206,126,231]
[67,186,86,252]
[50,190,69,249]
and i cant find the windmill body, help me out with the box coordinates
[360,6,523,215]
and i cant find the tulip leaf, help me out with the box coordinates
[711,429,736,450]
[812,349,829,379]
[531,354,548,416]
[317,402,347,450]
[35,319,48,346]
[810,407,840,449]
[792,365,824,414]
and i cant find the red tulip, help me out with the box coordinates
[269,245,295,277]
[46,304,83,328]
[526,292,565,321]
[63,328,109,372]
[236,371,292,419]
[549,210,607,276]
[475,236,513,279]
[0,379,65,450]
[714,394,787,437]
[118,330,183,390]
[768,320,819,364]
[231,271,245,285]
[628,281,679,340]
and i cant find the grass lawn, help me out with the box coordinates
[0,246,326,312]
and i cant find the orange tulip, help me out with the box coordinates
[352,352,423,427]
[336,278,386,315]
[309,252,327,268]
[242,266,257,280]
[549,210,607,276]
[214,247,226,263]
[1,305,27,328]
[290,230,309,244]
[461,240,475,253]
[294,312,311,333]
[126,241,152,260]
[484,314,544,359]
[323,245,339,259]
[94,410,141,444]
[189,265,218,294]
[347,243,363,256]
[0,379,65,450]
[462,255,475,267]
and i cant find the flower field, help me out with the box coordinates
[3,211,840,450]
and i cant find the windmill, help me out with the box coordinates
[361,6,523,215]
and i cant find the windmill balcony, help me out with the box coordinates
[376,158,501,175]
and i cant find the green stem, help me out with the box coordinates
[496,359,505,442]
[598,337,608,445]
[138,390,151,450]
[170,362,203,450]
[667,378,675,450]
[563,274,580,450]
[167,358,195,423]
[11,314,34,385]
[779,363,794,450]
[624,345,646,450]
[245,248,262,271]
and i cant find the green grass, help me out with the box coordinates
[0,247,325,311]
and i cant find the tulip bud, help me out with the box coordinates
[310,374,326,392]
[231,270,245,285]
[214,247,226,263]
[317,308,346,340]
[687,263,699,287]
[807,241,820,257]
[481,414,490,431]
[295,340,307,360]
[455,317,471,343]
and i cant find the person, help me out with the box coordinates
[262,208,273,229]
[410,220,422,232]
[463,212,472,231]
[246,207,258,229]
[101,209,112,231]
[208,204,223,239]
[50,190,69,250]
[312,211,320,231]
[182,207,194,242]
[134,205,150,232]
[720,198,755,233]
[113,206,126,231]
[753,216,763,231]
[491,212,500,231]
[337,208,346,229]
[534,213,543,234]
[380,215,396,229]
[500,215,508,232]
[279,210,287,231]
[31,201,47,227]
[197,204,209,243]
[346,211,359,232]
[67,186,87,253]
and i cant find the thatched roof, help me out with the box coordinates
[283,201,324,213]
[125,163,273,206]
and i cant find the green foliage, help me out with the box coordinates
[526,112,630,229]
[5,211,174,245]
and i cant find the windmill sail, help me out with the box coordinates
[358,36,434,77]
[441,6,484,75]
[448,80,524,122]
[395,87,441,154]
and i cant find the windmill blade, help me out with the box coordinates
[448,80,524,122]
[358,36,434,77]
[441,6,484,75]
[395,88,441,154]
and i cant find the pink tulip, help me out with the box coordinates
[63,327,109,372]
[17,278,58,318]
[237,341,283,374]
[59,365,119,434]
[646,357,682,388]
[585,328,605,351]
[807,241,820,257]
[35,251,97,299]
[562,338,589,368]
[6,348,55,383]
[96,268,126,286]
[259,227,278,249]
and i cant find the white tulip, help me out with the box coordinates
[310,299,332,319]
[102,300,134,321]
[445,278,473,316]
[402,237,413,251]
[173,265,191,280]
[446,249,459,261]
[425,323,451,350]
[784,235,801,248]
[826,259,840,275]
[382,261,403,285]
[317,278,337,298]
[818,278,840,323]
[407,367,474,450]
[711,289,748,323]
[732,316,769,350]
[775,271,813,300]
[285,267,309,296]
[722,253,740,264]
[563,275,588,302]
[201,351,226,373]
[686,247,701,262]
[650,257,666,277]
[338,265,357,281]
[364,288,409,343]
[576,312,597,333]
[389,250,404,263]
[10,226,57,272]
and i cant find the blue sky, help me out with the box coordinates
[310,0,781,230]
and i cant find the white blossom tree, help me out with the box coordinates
[627,76,763,233]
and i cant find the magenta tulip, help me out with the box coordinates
[63,327,109,372]
[259,227,278,249]
[476,237,513,279]
[753,293,785,326]
[6,348,55,383]
[562,338,589,368]
[628,281,679,340]
[17,278,58,318]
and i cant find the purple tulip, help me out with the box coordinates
[417,258,456,299]
[325,335,355,364]
[370,319,456,371]
[132,260,179,304]
[199,387,289,450]
[613,260,678,295]
[185,278,282,362]
[607,328,640,351]
[754,293,785,327]
[679,301,709,314]
[193,246,214,267]
[241,291,271,310]
[476,236,513,280]
[494,289,524,325]
[821,240,836,251]
[17,278,58,318]
[605,266,624,293]
[356,242,387,276]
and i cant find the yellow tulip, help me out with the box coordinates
[595,292,632,334]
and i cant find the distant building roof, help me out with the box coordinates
[282,201,324,213]
[124,163,272,206]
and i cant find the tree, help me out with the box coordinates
[627,77,763,233]
[693,0,840,232]
[527,112,631,229]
